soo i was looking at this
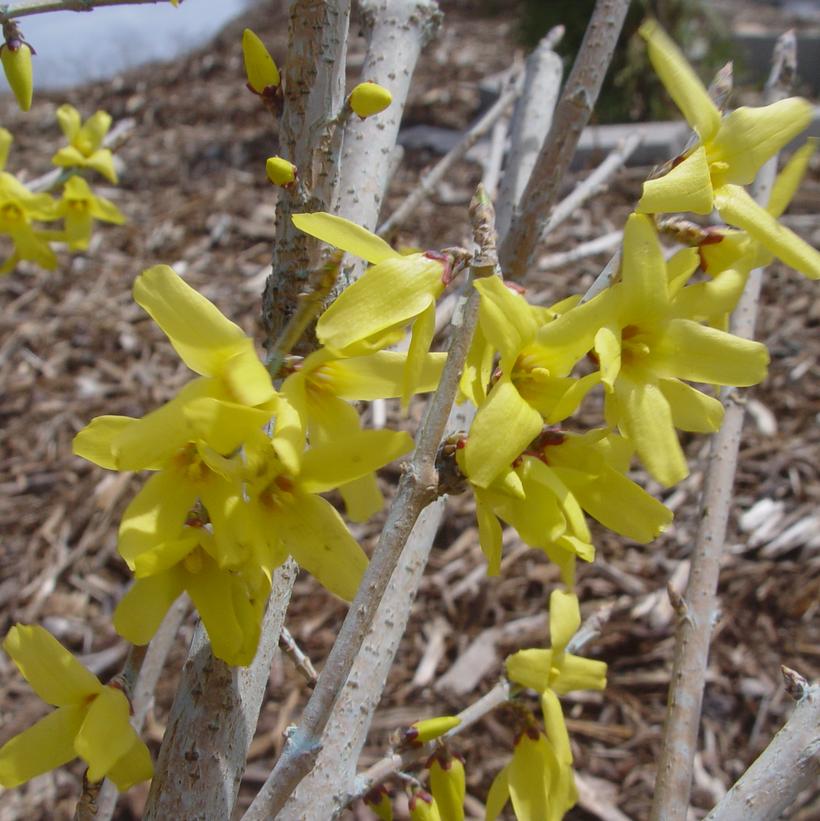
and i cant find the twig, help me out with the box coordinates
[536,230,622,274]
[704,677,819,821]
[482,117,509,201]
[495,26,564,239]
[95,597,189,821]
[143,562,297,820]
[0,0,177,21]
[498,0,630,279]
[242,190,490,820]
[279,625,317,685]
[377,75,522,237]
[649,32,797,821]
[541,131,644,238]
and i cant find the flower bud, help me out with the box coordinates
[349,82,392,118]
[363,785,393,821]
[2,39,33,112]
[408,788,442,821]
[428,748,465,821]
[266,156,297,187]
[243,28,280,95]
[404,715,460,745]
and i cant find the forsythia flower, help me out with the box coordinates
[279,347,444,520]
[537,213,769,486]
[637,19,820,280]
[428,747,466,821]
[52,104,118,183]
[0,625,152,790]
[293,211,454,405]
[506,590,607,769]
[55,175,125,250]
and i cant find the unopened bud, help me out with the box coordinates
[404,715,460,746]
[428,748,465,821]
[408,788,442,821]
[2,39,33,112]
[243,28,280,95]
[363,785,393,821]
[349,82,392,118]
[266,156,297,187]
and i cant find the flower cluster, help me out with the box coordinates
[0,106,124,275]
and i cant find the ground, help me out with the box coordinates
[0,1,818,820]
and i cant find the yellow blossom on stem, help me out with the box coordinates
[293,211,455,406]
[403,715,461,745]
[52,104,118,183]
[428,746,465,821]
[506,590,607,769]
[55,175,125,250]
[537,213,769,486]
[637,19,820,280]
[0,169,58,273]
[0,625,152,790]
[266,155,296,187]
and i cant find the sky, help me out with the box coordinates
[7,0,255,90]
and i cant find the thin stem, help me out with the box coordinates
[649,32,797,821]
[498,0,630,279]
[1,0,176,21]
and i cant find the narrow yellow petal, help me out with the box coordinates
[292,211,398,264]
[474,490,503,576]
[327,350,445,400]
[637,147,714,215]
[508,733,553,821]
[621,212,669,314]
[3,625,101,706]
[666,247,700,295]
[540,688,572,765]
[0,704,85,788]
[113,571,185,644]
[506,648,551,692]
[106,738,153,791]
[485,765,511,821]
[715,184,820,279]
[73,415,138,470]
[659,378,724,433]
[408,715,461,743]
[552,654,608,694]
[402,301,437,408]
[639,19,720,141]
[74,687,136,782]
[549,589,581,653]
[475,275,539,368]
[767,139,816,218]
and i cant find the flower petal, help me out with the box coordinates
[767,139,816,218]
[183,397,272,454]
[671,267,748,321]
[3,624,101,706]
[464,378,544,489]
[402,300,437,408]
[715,184,820,280]
[484,764,510,821]
[106,737,153,791]
[639,19,721,141]
[474,275,538,369]
[338,473,384,523]
[325,350,445,400]
[708,98,813,186]
[540,688,572,765]
[659,378,724,433]
[666,247,700,296]
[292,212,398,264]
[0,704,85,788]
[474,490,503,576]
[637,146,714,215]
[549,589,581,654]
[113,571,185,645]
[621,213,670,315]
[508,733,555,821]
[552,654,607,695]
[73,415,139,470]
[75,686,136,783]
[653,317,769,386]
[506,648,551,692]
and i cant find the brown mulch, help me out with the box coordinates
[1,1,818,820]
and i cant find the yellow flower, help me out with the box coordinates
[537,213,769,486]
[461,275,600,489]
[52,104,118,183]
[242,28,280,95]
[55,175,125,250]
[279,346,444,520]
[349,82,392,118]
[0,170,58,273]
[1,37,33,112]
[637,19,820,280]
[0,625,152,790]
[293,211,453,406]
[506,590,607,769]
[114,522,270,667]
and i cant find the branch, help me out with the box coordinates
[649,31,797,821]
[377,74,522,237]
[142,562,297,821]
[704,673,819,821]
[0,0,177,21]
[242,189,491,821]
[495,25,564,239]
[498,0,630,279]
